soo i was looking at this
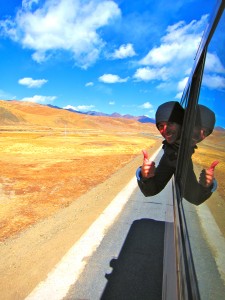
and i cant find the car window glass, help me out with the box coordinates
[182,9,225,299]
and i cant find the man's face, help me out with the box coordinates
[157,121,181,144]
[192,126,211,145]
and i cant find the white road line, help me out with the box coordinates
[25,147,162,300]
[197,203,225,282]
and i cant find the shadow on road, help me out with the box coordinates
[101,218,165,300]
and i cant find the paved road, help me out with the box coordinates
[62,149,174,300]
[64,182,173,300]
[26,149,175,300]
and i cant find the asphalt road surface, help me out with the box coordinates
[25,149,174,300]
[64,178,173,300]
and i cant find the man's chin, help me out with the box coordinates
[192,138,203,145]
[165,138,174,144]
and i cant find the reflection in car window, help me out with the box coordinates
[183,9,225,299]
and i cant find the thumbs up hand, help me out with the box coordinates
[199,160,219,188]
[141,150,156,178]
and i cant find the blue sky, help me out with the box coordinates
[0,0,224,126]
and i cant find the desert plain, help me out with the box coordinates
[0,127,161,240]
[0,100,161,241]
[0,100,224,299]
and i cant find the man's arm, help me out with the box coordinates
[136,153,175,196]
[183,160,218,205]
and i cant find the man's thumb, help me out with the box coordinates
[142,149,149,160]
[209,160,219,171]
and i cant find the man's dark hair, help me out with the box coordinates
[196,105,215,135]
[155,101,184,128]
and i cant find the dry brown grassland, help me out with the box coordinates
[0,126,224,241]
[0,126,160,241]
[0,98,224,242]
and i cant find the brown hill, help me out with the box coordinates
[0,100,158,134]
[0,106,24,123]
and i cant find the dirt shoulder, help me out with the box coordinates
[0,143,160,300]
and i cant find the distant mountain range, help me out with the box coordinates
[0,100,158,135]
[47,105,225,130]
[2,101,224,130]
[214,126,225,131]
[47,104,156,124]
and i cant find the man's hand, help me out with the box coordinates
[141,150,156,178]
[199,160,219,188]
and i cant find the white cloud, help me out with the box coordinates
[132,15,208,90]
[200,52,225,91]
[22,0,39,10]
[139,102,153,109]
[85,82,94,87]
[205,52,225,74]
[202,74,225,89]
[99,74,128,83]
[139,15,207,68]
[109,101,115,105]
[21,95,56,103]
[175,91,183,99]
[175,76,188,100]
[18,77,48,88]
[185,67,192,76]
[111,43,136,59]
[133,67,169,81]
[63,104,95,111]
[0,0,121,68]
[140,43,183,66]
[177,76,189,92]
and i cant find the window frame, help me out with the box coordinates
[172,1,225,299]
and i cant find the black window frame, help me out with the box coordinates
[172,0,225,299]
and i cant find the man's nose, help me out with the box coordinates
[161,124,167,132]
[200,129,206,139]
